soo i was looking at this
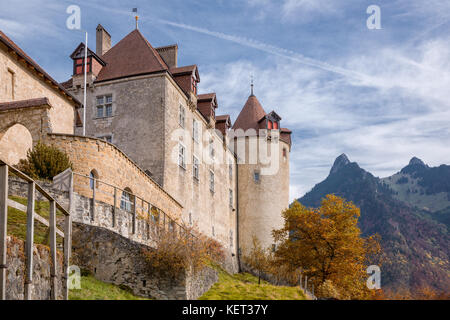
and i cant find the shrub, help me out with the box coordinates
[316,280,341,299]
[16,141,72,180]
[142,225,224,280]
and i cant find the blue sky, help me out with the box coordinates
[2,0,450,200]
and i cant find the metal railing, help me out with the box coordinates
[72,172,197,242]
[0,160,71,300]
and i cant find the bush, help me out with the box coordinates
[142,225,224,280]
[16,141,72,180]
[316,280,341,299]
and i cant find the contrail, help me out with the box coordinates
[154,18,371,82]
[71,2,372,82]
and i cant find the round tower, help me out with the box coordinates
[232,91,291,256]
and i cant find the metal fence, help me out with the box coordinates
[72,172,197,242]
[0,160,71,300]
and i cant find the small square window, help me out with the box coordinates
[178,143,186,169]
[105,105,113,117]
[96,95,113,118]
[179,105,185,128]
[254,171,260,182]
[193,120,199,142]
[97,106,103,118]
[209,170,215,192]
[193,156,199,180]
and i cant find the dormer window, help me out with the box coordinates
[74,57,92,75]
[268,121,273,130]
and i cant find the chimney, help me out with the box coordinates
[156,44,178,68]
[96,24,111,56]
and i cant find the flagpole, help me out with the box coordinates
[83,31,87,136]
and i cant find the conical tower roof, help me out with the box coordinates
[232,94,267,131]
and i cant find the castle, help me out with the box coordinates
[0,25,292,268]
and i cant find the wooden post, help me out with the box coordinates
[112,187,117,228]
[304,276,308,294]
[0,165,8,300]
[63,172,73,300]
[49,200,57,300]
[132,195,136,234]
[24,181,35,300]
[91,179,96,222]
[299,274,303,290]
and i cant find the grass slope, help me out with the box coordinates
[69,276,150,300]
[7,195,65,245]
[200,269,307,300]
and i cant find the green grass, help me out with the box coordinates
[199,268,307,300]
[7,195,65,245]
[69,275,151,300]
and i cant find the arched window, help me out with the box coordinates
[120,187,134,212]
[89,170,99,190]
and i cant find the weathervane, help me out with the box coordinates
[132,8,139,29]
[251,75,254,96]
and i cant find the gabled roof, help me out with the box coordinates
[70,42,106,65]
[170,65,200,81]
[197,93,216,101]
[0,30,81,107]
[95,29,169,82]
[232,95,267,131]
[216,115,230,122]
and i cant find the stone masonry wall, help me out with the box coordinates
[44,133,183,223]
[5,236,63,300]
[0,42,76,134]
[71,222,218,300]
[69,74,167,186]
[8,177,221,299]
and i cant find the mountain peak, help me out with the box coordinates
[409,157,425,166]
[401,157,428,174]
[330,153,351,175]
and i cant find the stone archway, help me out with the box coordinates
[0,123,33,165]
[0,102,52,147]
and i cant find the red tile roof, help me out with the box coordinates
[0,98,52,112]
[197,93,216,101]
[95,29,169,82]
[232,95,267,131]
[0,30,81,107]
[215,115,230,122]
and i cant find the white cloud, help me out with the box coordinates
[200,35,450,200]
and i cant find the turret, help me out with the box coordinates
[232,88,291,257]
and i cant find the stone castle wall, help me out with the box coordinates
[5,236,64,300]
[0,42,76,134]
[163,76,239,267]
[68,72,239,271]
[72,222,218,300]
[236,135,291,254]
[44,133,183,222]
[70,74,167,186]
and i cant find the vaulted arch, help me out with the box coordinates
[0,123,33,165]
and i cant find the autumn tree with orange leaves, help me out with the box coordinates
[273,195,382,299]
